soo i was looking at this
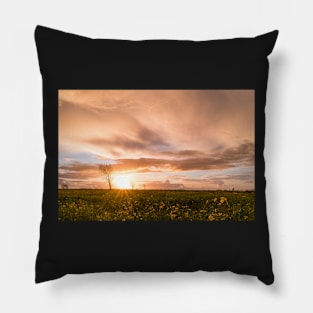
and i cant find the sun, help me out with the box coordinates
[114,174,132,189]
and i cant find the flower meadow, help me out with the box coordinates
[58,190,255,222]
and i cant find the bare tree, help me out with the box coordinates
[99,163,113,190]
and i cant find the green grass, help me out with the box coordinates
[58,189,255,222]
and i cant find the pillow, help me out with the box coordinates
[35,25,278,285]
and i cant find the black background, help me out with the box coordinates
[35,26,278,285]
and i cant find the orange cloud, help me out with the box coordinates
[58,90,255,190]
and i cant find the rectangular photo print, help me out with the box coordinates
[58,90,255,221]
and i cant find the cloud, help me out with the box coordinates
[87,125,171,154]
[112,141,254,172]
[59,90,254,159]
[161,150,207,158]
[59,162,99,180]
[215,141,255,166]
[58,155,255,190]
[206,178,225,188]
[140,180,185,190]
[58,90,255,190]
[59,90,138,113]
[59,141,254,177]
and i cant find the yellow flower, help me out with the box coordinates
[208,214,214,221]
[220,197,227,203]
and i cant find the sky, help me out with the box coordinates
[58,90,254,190]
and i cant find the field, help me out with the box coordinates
[58,189,255,221]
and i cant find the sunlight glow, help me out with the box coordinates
[114,175,132,189]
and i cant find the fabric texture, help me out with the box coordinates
[35,25,278,284]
